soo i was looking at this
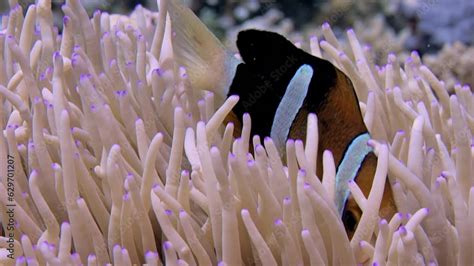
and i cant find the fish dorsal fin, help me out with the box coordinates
[270,64,313,151]
[167,0,239,103]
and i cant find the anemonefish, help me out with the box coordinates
[167,0,397,237]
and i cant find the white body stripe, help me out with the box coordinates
[270,64,313,152]
[335,132,372,216]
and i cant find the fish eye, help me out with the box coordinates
[342,210,359,234]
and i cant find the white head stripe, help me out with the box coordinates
[270,64,313,151]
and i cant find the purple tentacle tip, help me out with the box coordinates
[153,68,163,76]
[399,225,407,234]
[145,251,155,257]
[33,96,41,103]
[79,73,91,81]
[163,241,172,250]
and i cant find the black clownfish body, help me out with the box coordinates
[227,30,396,237]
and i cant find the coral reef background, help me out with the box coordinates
[1,0,472,88]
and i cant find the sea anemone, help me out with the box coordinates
[0,0,473,265]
